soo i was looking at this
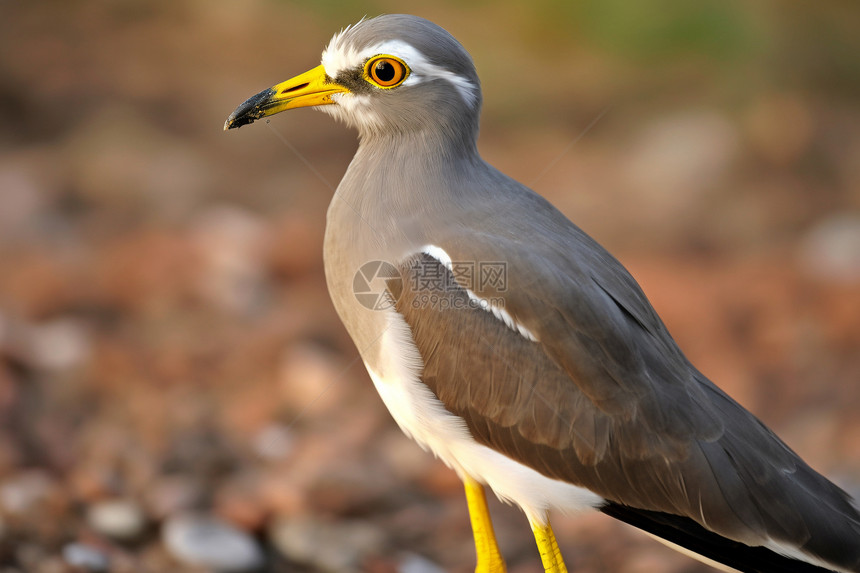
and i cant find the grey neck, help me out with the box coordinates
[336,127,484,245]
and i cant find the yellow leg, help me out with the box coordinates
[463,477,507,573]
[531,519,568,573]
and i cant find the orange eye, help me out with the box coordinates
[365,56,409,88]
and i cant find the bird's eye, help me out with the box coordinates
[364,56,409,88]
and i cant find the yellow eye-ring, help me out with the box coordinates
[364,56,409,88]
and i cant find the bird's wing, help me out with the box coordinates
[389,220,860,567]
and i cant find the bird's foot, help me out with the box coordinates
[464,478,508,572]
[531,519,568,573]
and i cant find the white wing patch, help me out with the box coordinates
[321,37,479,108]
[421,245,538,342]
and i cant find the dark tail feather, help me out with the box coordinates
[600,501,839,573]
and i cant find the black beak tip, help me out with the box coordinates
[223,87,276,131]
[223,115,253,131]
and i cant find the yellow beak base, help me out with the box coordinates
[224,65,347,130]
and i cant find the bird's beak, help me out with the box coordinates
[223,64,348,130]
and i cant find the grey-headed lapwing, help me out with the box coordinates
[225,14,860,573]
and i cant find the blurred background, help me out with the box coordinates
[1,0,859,571]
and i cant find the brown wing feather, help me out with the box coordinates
[392,252,860,569]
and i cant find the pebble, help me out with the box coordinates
[25,318,91,373]
[0,471,55,515]
[86,499,147,541]
[62,543,109,572]
[398,553,446,573]
[252,424,295,461]
[163,513,264,572]
[145,476,201,519]
[799,213,860,282]
[269,515,384,573]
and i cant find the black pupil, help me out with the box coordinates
[375,61,396,82]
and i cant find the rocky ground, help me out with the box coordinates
[1,1,858,572]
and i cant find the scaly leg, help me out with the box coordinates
[531,518,568,573]
[463,477,507,572]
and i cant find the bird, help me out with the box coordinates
[225,14,860,573]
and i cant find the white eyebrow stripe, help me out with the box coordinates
[372,41,479,108]
[321,38,479,108]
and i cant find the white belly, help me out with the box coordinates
[367,309,604,525]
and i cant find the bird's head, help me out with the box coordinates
[224,14,482,142]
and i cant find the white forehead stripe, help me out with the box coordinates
[321,37,478,108]
[321,23,365,77]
